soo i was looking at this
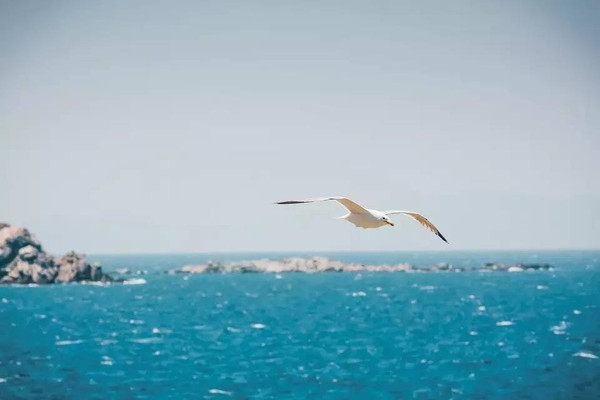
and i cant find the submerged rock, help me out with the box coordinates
[0,223,113,285]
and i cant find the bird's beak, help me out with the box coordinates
[386,221,394,227]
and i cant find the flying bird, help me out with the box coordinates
[275,197,448,243]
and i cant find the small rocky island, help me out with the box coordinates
[172,257,554,274]
[0,223,113,285]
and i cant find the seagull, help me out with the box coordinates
[275,197,448,243]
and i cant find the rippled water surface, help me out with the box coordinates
[1,251,599,399]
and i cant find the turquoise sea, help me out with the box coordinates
[1,251,599,399]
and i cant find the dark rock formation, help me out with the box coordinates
[0,223,113,285]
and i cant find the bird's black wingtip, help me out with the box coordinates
[438,232,449,244]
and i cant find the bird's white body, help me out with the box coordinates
[276,196,448,243]
[343,209,388,229]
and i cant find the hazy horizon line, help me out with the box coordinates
[84,248,600,256]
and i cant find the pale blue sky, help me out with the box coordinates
[1,0,599,253]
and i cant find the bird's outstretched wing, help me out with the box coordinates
[275,197,369,214]
[384,210,449,243]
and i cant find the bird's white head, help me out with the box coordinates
[380,215,394,227]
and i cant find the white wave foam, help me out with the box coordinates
[573,352,598,359]
[124,278,147,285]
[550,321,568,335]
[129,337,163,344]
[152,327,172,334]
[87,281,111,286]
[56,339,84,346]
[209,389,232,396]
[101,356,114,365]
[251,323,266,329]
[496,321,515,327]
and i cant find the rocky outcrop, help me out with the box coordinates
[0,225,42,269]
[0,223,113,285]
[173,257,554,274]
[480,262,554,272]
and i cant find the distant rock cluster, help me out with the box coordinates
[172,257,555,274]
[175,257,413,274]
[0,223,113,284]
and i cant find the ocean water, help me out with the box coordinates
[1,251,599,399]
